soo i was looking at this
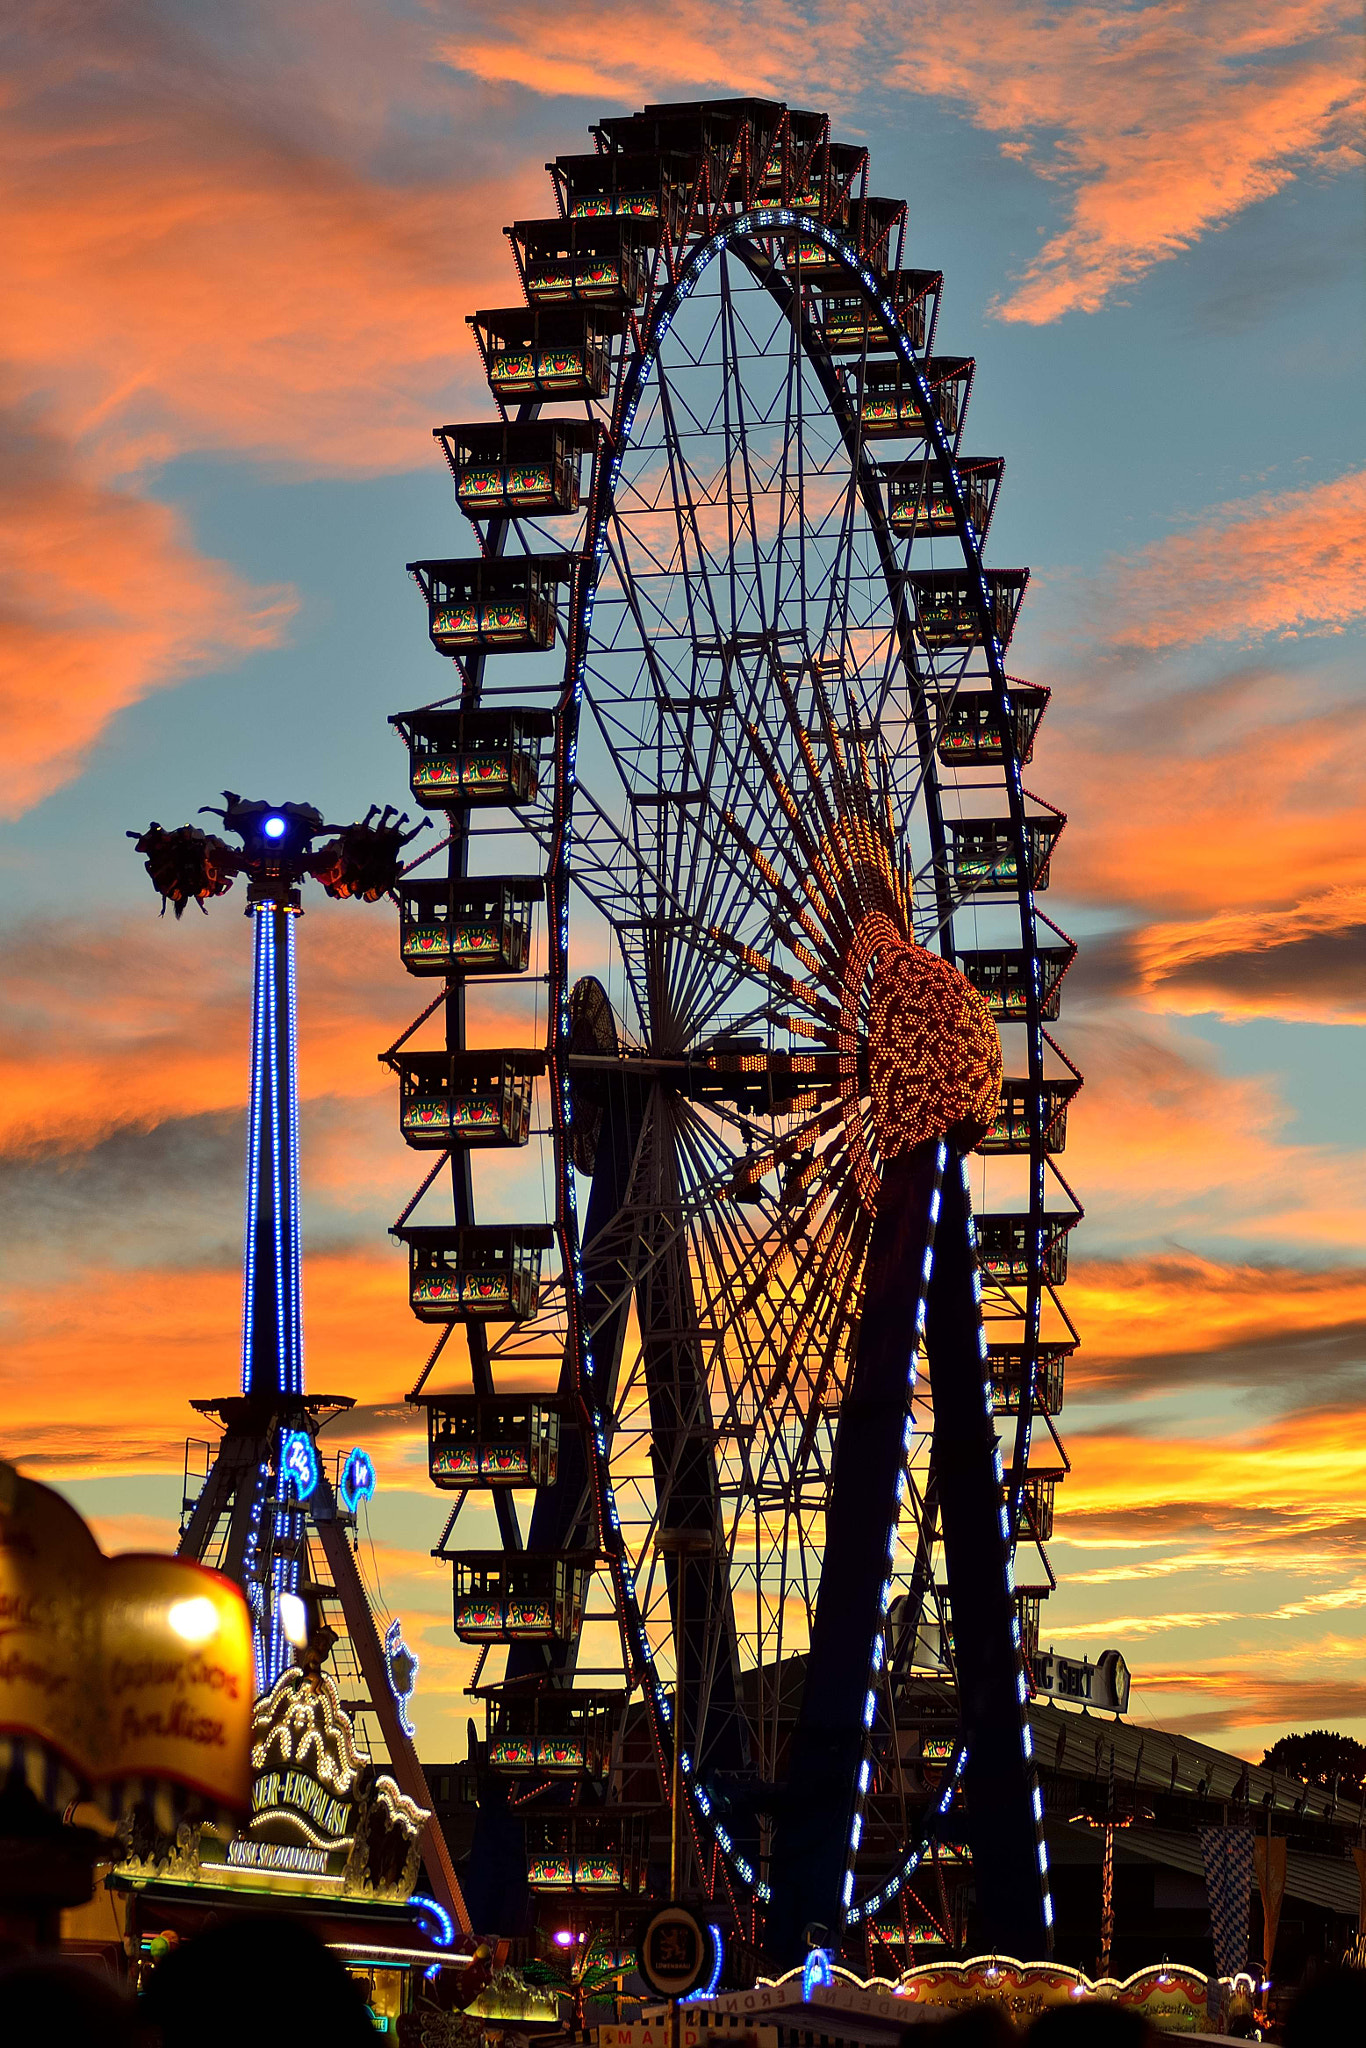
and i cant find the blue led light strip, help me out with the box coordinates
[837,1142,947,1921]
[242,902,304,1400]
[845,1741,969,1926]
[239,902,309,1685]
[241,906,270,1392]
[267,912,287,1390]
[263,1456,292,1690]
[283,907,304,1395]
[966,1174,1053,1929]
[241,1452,271,1693]
[849,1161,1052,1929]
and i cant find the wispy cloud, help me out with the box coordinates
[0,1247,423,1476]
[1043,1607,1242,1641]
[1067,1249,1366,1400]
[0,2,529,811]
[0,902,539,1157]
[1062,1406,1366,1522]
[1133,1663,1366,1738]
[2,5,518,478]
[953,1,1365,323]
[1090,470,1366,652]
[0,414,294,814]
[1042,668,1366,922]
[1131,892,1366,1024]
[437,0,1364,321]
[0,908,398,1151]
[1060,1012,1366,1257]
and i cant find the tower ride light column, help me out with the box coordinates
[242,875,307,1689]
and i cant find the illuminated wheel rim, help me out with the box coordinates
[412,108,1082,1960]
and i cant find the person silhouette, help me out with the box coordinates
[140,1911,376,2045]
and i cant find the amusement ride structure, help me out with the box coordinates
[129,794,466,1929]
[382,93,1082,1974]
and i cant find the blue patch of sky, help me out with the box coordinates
[1179,1016,1366,1154]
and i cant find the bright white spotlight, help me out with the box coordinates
[263,815,287,839]
[278,1592,309,1646]
[168,1596,219,1644]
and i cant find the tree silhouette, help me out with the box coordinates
[1262,1729,1366,1796]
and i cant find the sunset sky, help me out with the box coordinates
[3,0,1364,1768]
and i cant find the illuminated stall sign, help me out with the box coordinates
[222,1665,428,1897]
[253,1764,351,1844]
[339,1446,376,1514]
[0,1459,253,1823]
[1031,1646,1130,1714]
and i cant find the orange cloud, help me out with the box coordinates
[1087,470,1366,652]
[0,1246,424,1476]
[446,3,816,104]
[0,897,543,1152]
[1041,671,1366,919]
[0,907,400,1152]
[1067,1250,1366,1377]
[1043,1403,1366,1694]
[0,416,295,814]
[0,5,539,811]
[1057,1007,1366,1257]
[1063,1404,1366,1522]
[956,1,1365,323]
[1025,482,1366,1017]
[2,12,522,477]
[1130,1664,1366,1740]
[1131,890,1366,1023]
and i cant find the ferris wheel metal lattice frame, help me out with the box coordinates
[386,98,1081,1970]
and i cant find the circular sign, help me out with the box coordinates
[636,1904,711,1999]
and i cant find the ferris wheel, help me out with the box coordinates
[383,96,1081,1971]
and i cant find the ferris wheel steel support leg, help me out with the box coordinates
[504,1074,645,1687]
[765,1140,942,1966]
[469,1077,648,1926]
[635,1095,749,1792]
[220,1450,269,1591]
[926,1163,1051,1959]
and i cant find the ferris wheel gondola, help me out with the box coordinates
[384,95,1081,1971]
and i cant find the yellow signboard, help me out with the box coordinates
[0,1462,253,1813]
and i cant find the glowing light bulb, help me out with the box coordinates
[168,1596,219,1644]
[263,815,287,839]
[278,1593,309,1646]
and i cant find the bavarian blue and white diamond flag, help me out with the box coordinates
[1200,1826,1257,1981]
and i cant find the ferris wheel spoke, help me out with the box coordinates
[818,462,867,668]
[691,1179,859,1490]
[717,252,772,644]
[775,1190,871,1420]
[668,1114,824,1462]
[735,713,846,926]
[769,1212,868,1451]
[769,316,805,624]
[699,1126,847,1343]
[654,358,731,651]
